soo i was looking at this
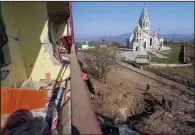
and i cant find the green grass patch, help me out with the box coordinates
[155,51,169,56]
[150,44,181,64]
[136,55,149,59]
[165,44,181,63]
[147,52,166,63]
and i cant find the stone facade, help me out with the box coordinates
[126,6,164,52]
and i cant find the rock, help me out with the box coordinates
[97,91,104,97]
[97,116,105,125]
[90,94,94,99]
[130,111,135,116]
[110,124,140,135]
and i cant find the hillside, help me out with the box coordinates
[75,33,194,44]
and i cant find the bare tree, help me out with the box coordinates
[84,45,117,81]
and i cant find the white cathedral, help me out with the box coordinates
[126,6,164,52]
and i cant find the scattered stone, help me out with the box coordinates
[97,91,104,98]
[90,94,94,99]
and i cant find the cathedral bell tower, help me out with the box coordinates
[139,4,150,31]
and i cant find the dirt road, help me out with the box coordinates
[109,65,194,107]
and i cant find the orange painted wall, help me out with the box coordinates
[1,88,47,115]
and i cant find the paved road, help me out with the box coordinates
[123,51,148,61]
[148,50,168,58]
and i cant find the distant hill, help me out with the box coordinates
[75,34,129,44]
[161,34,194,43]
[75,33,194,44]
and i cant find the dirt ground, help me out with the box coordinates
[88,65,194,134]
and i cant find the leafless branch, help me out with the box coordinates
[84,46,117,81]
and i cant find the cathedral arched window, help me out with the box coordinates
[143,22,145,27]
[137,33,139,37]
[146,22,148,27]
[140,39,141,42]
[137,39,138,42]
[140,33,141,36]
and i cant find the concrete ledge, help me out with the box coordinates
[150,63,193,67]
[71,44,102,134]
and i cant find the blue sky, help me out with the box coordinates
[72,2,194,37]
